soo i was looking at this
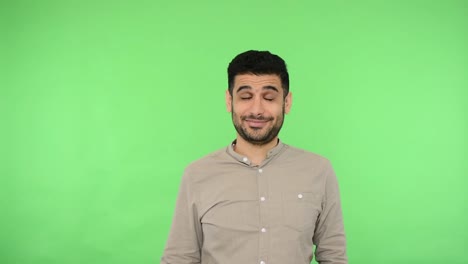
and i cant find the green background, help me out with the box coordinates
[1,1,467,263]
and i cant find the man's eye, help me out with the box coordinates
[264,97,274,101]
[240,97,252,100]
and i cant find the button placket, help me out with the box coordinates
[257,166,269,264]
[258,167,266,202]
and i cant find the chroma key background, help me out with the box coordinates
[1,1,467,263]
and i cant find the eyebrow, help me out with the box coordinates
[236,85,279,93]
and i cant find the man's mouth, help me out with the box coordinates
[243,117,273,128]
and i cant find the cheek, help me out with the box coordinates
[231,107,242,120]
[232,103,248,115]
[269,105,284,116]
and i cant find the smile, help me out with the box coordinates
[245,119,269,128]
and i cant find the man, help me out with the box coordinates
[161,50,347,264]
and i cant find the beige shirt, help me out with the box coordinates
[161,141,347,264]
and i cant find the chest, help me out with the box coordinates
[196,163,325,232]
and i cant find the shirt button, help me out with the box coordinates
[261,228,266,233]
[260,261,266,264]
[260,196,266,202]
[258,168,263,173]
[298,193,303,199]
[242,157,248,162]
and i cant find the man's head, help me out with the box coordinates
[226,50,292,146]
[227,50,289,97]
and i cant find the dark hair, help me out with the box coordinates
[227,50,289,97]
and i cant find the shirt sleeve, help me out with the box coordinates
[161,169,203,264]
[313,163,348,264]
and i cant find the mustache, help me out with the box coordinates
[241,115,274,121]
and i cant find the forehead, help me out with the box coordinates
[233,74,282,91]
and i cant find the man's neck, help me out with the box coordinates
[233,136,279,166]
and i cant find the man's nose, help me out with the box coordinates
[249,97,265,115]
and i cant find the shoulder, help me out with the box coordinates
[182,147,230,175]
[281,144,332,168]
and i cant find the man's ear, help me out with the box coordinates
[284,92,292,114]
[225,90,232,113]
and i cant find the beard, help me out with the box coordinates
[232,105,285,146]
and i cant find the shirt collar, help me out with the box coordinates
[226,139,285,166]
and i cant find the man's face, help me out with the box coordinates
[226,73,292,146]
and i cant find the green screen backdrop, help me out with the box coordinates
[1,1,467,263]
